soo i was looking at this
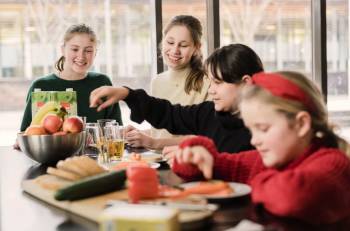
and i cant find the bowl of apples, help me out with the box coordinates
[17,115,85,165]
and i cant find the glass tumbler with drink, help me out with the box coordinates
[104,122,125,161]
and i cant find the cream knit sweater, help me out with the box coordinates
[150,67,210,139]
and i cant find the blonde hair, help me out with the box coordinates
[240,71,350,156]
[55,24,97,72]
[162,15,204,94]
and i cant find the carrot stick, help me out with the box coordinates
[184,181,230,195]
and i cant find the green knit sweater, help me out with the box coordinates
[20,72,122,131]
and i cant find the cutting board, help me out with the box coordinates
[21,175,213,226]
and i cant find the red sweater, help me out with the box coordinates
[172,136,350,224]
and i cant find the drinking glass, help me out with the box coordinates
[97,119,116,133]
[77,116,87,155]
[84,123,105,160]
[104,123,125,161]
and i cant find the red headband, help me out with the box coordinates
[251,72,314,111]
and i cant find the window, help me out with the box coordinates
[326,0,350,140]
[162,0,208,57]
[220,0,312,76]
[0,0,153,107]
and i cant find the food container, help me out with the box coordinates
[99,204,179,231]
[17,131,85,165]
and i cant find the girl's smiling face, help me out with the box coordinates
[240,99,311,168]
[162,25,199,70]
[62,33,96,75]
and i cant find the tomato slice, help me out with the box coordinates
[128,181,159,203]
[127,166,159,203]
[127,165,158,181]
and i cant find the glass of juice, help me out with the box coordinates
[104,123,125,161]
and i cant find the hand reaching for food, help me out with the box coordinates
[162,145,180,167]
[175,146,214,179]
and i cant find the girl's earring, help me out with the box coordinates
[315,131,324,138]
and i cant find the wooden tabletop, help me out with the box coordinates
[1,146,350,231]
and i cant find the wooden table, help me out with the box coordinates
[1,146,350,231]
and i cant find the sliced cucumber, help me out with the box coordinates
[55,169,126,201]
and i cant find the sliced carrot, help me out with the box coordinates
[184,181,230,195]
[205,187,233,196]
[130,152,142,161]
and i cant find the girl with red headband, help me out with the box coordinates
[172,71,350,224]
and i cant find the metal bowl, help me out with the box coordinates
[17,131,85,165]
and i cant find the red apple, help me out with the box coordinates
[53,131,67,136]
[62,116,83,133]
[42,114,63,134]
[25,125,47,135]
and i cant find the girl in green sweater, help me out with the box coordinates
[15,24,122,148]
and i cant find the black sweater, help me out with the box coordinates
[124,89,253,153]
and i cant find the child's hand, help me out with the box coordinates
[162,145,180,167]
[176,146,214,179]
[90,86,129,112]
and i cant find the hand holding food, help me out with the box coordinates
[162,145,180,166]
[90,86,129,112]
[176,146,214,179]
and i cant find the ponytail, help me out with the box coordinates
[55,56,65,72]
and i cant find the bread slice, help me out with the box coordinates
[35,174,72,190]
[47,167,81,181]
[78,156,106,175]
[57,158,90,177]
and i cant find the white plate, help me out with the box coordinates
[124,150,164,163]
[180,181,251,200]
[149,162,161,169]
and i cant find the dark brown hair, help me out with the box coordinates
[55,24,97,72]
[205,44,264,84]
[163,15,204,94]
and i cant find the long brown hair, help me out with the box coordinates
[162,15,204,94]
[55,24,97,72]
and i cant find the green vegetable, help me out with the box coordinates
[55,170,126,201]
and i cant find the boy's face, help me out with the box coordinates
[240,99,307,168]
[207,71,241,112]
